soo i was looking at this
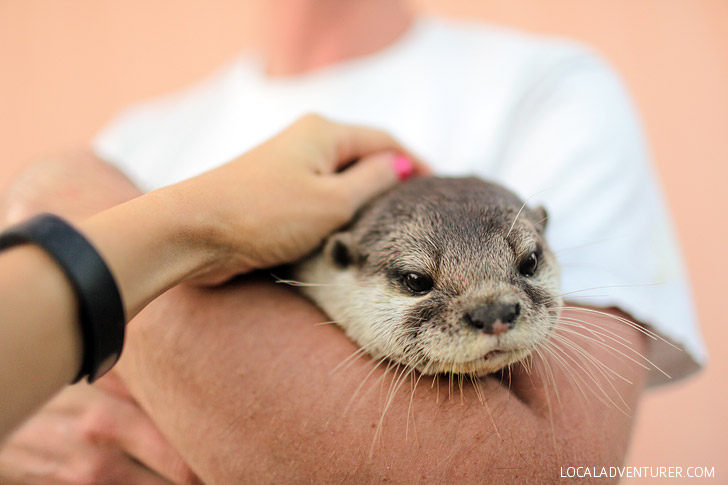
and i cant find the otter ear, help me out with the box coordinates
[324,232,357,268]
[533,206,549,232]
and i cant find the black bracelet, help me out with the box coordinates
[0,213,126,383]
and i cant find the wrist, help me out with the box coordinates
[152,183,235,283]
[159,177,261,284]
[78,188,216,317]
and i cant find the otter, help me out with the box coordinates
[293,176,562,376]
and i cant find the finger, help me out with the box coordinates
[0,441,62,485]
[334,152,404,211]
[103,398,198,485]
[105,453,178,485]
[325,122,430,175]
[328,123,406,170]
[64,448,177,485]
[0,408,71,463]
[285,114,429,174]
[94,371,136,402]
[305,117,423,174]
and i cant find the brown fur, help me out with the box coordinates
[294,176,562,375]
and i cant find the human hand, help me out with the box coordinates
[164,114,427,284]
[0,372,199,485]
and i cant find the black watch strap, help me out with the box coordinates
[0,213,126,383]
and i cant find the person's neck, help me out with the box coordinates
[259,0,414,77]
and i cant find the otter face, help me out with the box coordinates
[295,177,562,376]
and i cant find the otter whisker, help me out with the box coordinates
[448,369,455,401]
[524,353,534,376]
[535,345,563,409]
[506,199,528,238]
[371,362,421,456]
[552,335,636,386]
[458,372,465,404]
[369,361,400,455]
[540,340,615,430]
[469,374,501,439]
[553,237,616,255]
[558,317,630,345]
[378,360,399,410]
[557,319,666,377]
[330,344,374,375]
[274,275,381,290]
[562,305,679,353]
[545,336,631,415]
[469,374,484,404]
[541,340,618,414]
[533,347,559,449]
[548,335,631,394]
[506,364,514,397]
[272,277,341,287]
[558,318,609,344]
[313,320,340,326]
[559,318,640,352]
[558,342,633,414]
[405,366,428,444]
[550,332,635,386]
[497,365,514,405]
[433,373,440,404]
[557,282,663,299]
[540,341,595,411]
[555,292,610,299]
[343,355,390,416]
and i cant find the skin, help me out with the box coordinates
[0,115,415,482]
[0,157,198,485]
[2,151,648,484]
[0,1,652,482]
[257,0,414,76]
[119,279,647,484]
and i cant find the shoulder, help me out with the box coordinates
[417,16,620,94]
[408,18,637,174]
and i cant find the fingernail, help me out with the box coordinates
[392,155,415,181]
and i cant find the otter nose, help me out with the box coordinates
[463,303,520,335]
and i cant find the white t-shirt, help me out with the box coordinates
[94,17,705,386]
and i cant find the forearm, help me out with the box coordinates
[116,278,647,483]
[0,246,81,438]
[0,114,416,443]
[0,188,208,440]
[79,187,212,317]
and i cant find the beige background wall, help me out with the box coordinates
[1,1,726,482]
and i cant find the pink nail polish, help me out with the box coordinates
[393,155,415,181]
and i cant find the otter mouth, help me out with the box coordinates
[463,347,534,374]
[417,348,527,375]
[483,349,506,360]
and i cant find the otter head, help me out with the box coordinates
[296,177,562,376]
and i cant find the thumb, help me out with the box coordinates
[337,152,416,210]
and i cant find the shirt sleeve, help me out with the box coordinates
[487,49,706,387]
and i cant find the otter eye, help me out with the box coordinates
[519,252,539,277]
[403,273,433,295]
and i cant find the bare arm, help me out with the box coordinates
[0,186,209,439]
[0,115,412,441]
[1,146,647,483]
[117,275,647,484]
[0,153,201,485]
